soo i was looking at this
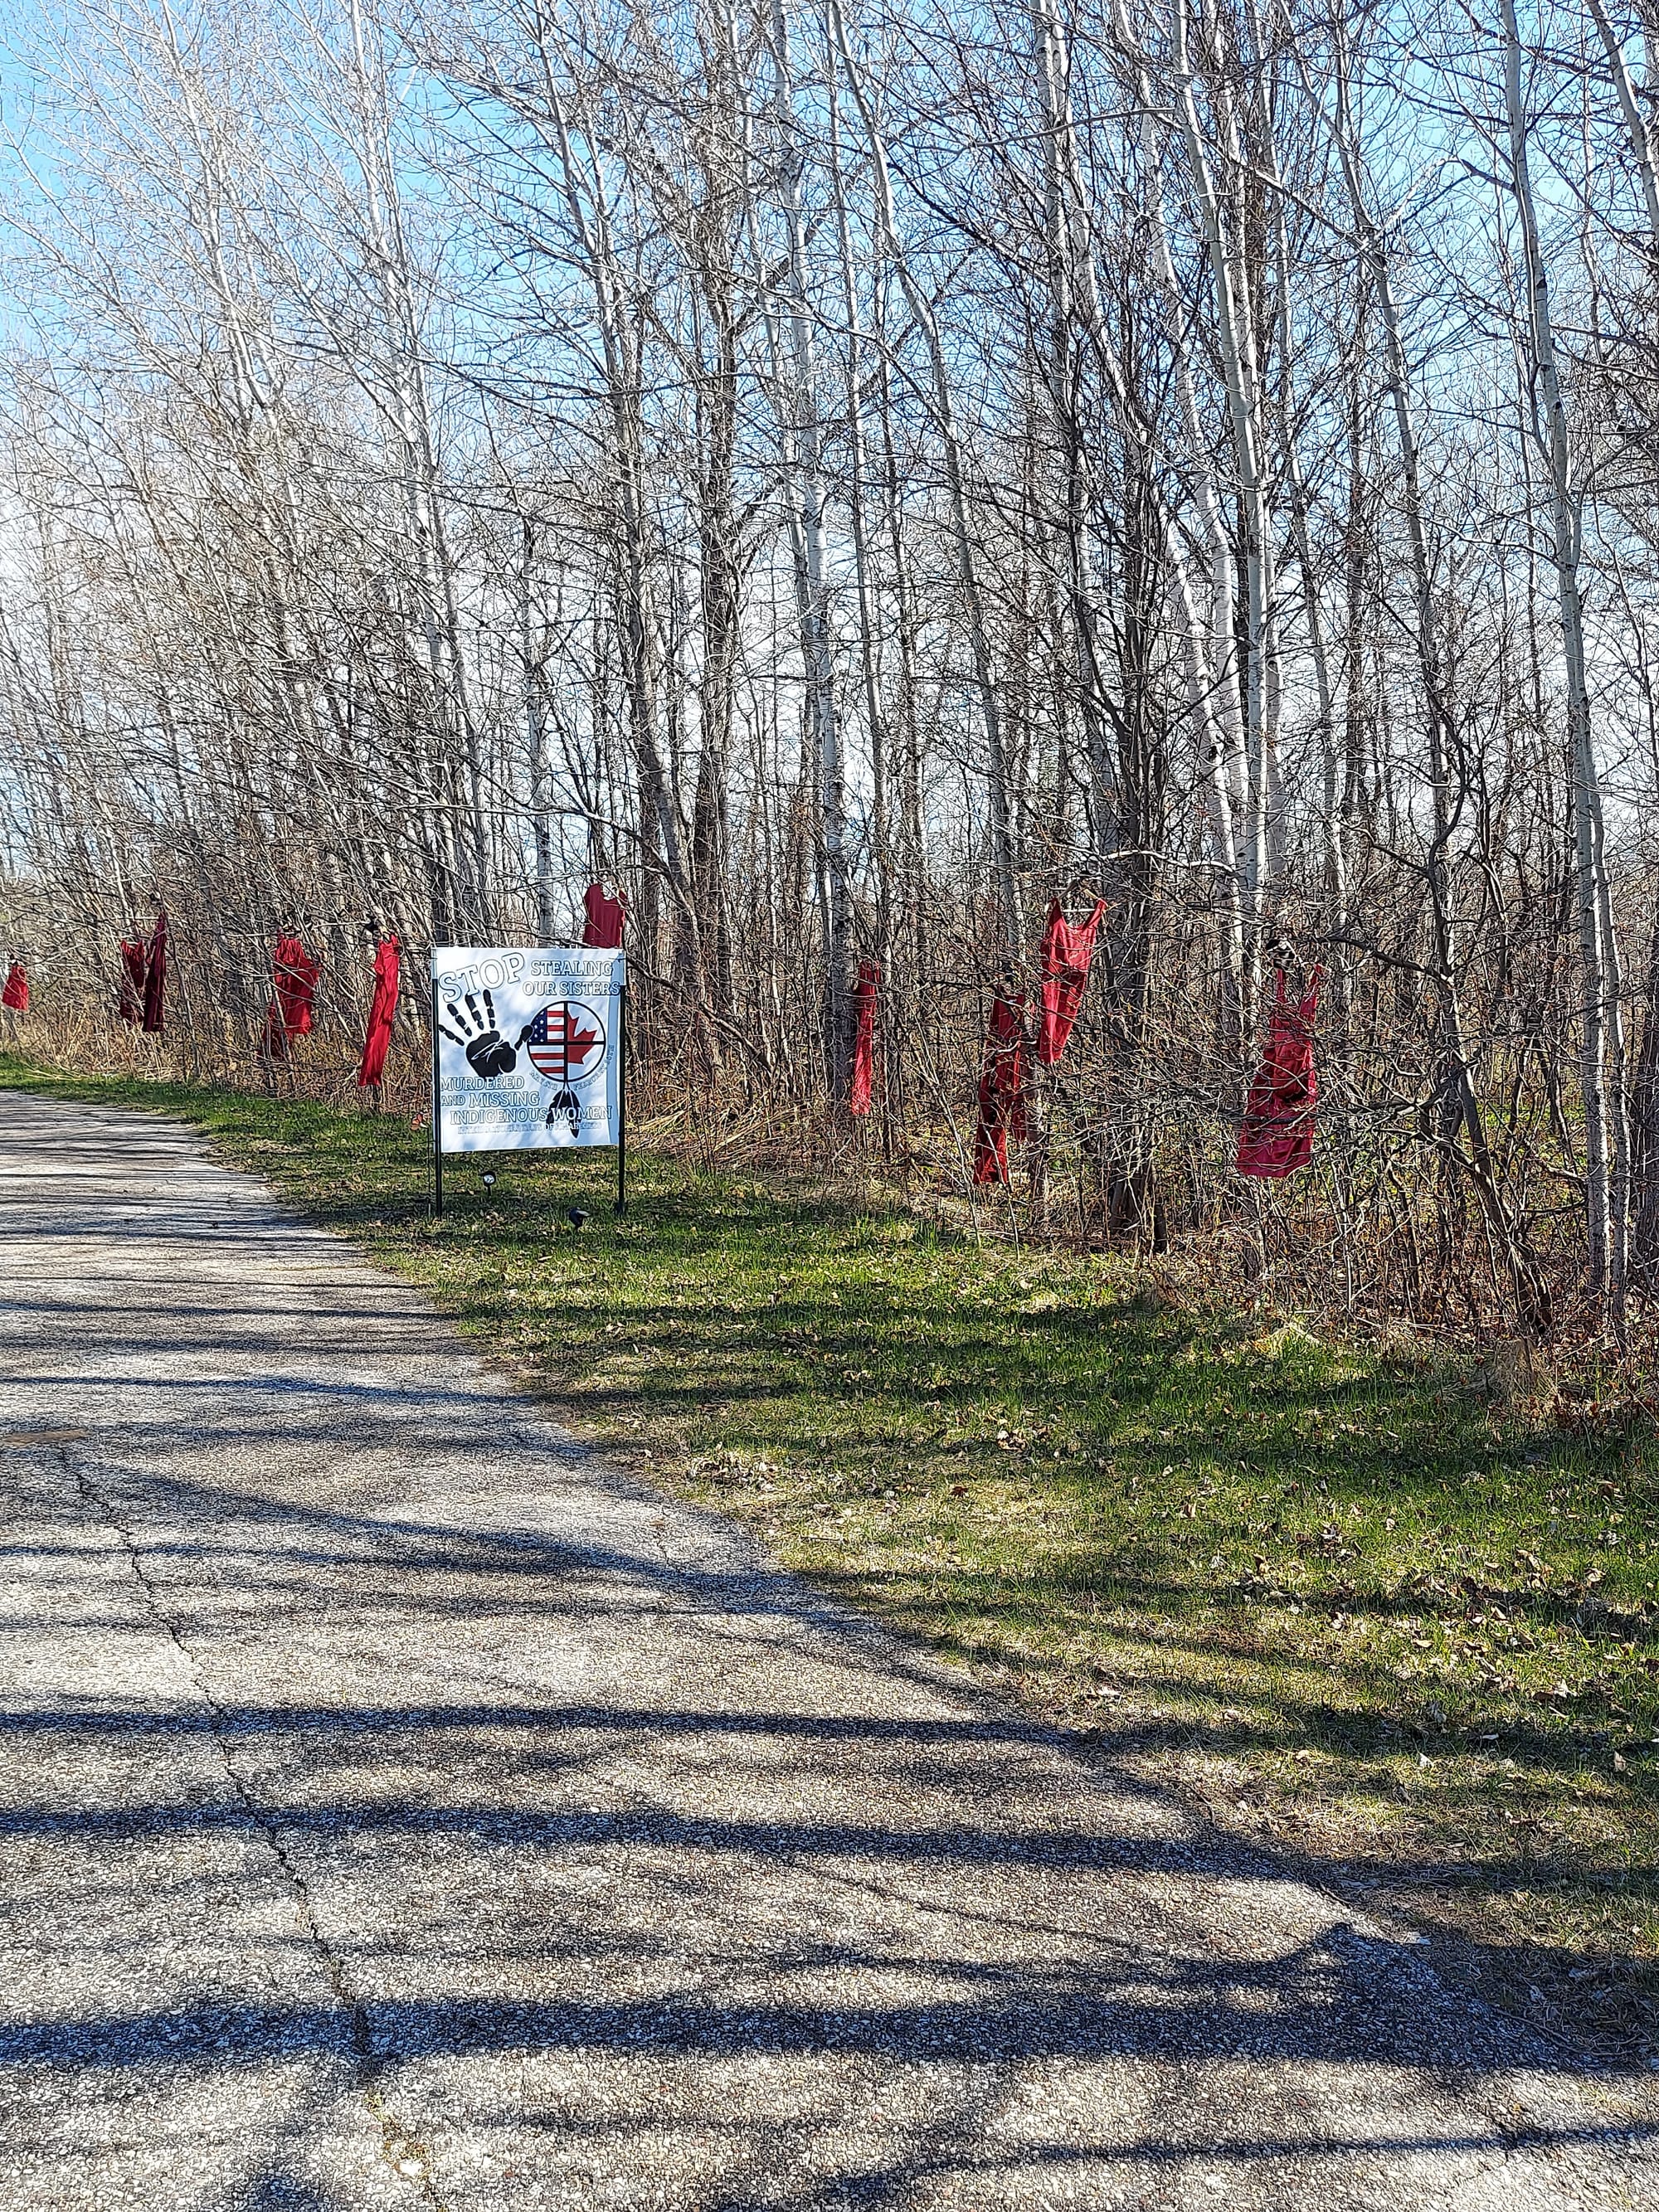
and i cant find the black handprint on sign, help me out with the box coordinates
[438,991,519,1078]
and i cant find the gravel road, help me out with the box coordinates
[0,1086,1652,2210]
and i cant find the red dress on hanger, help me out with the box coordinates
[1236,970,1321,1177]
[581,883,625,948]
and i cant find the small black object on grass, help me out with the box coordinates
[480,1169,497,1190]
[568,1207,589,1231]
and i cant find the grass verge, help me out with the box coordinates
[5,1055,1657,2065]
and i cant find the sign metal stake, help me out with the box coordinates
[616,983,628,1214]
[431,976,444,1220]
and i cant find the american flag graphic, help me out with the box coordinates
[523,1001,605,1086]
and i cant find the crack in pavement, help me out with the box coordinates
[65,1441,451,2210]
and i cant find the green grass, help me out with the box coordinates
[5,1053,1657,2059]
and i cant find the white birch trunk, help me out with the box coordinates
[828,0,1022,966]
[1500,0,1622,1310]
[769,0,852,1095]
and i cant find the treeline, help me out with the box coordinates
[1,0,1657,1339]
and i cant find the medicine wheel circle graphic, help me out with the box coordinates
[523,1000,607,1086]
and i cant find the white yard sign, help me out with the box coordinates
[431,946,625,1155]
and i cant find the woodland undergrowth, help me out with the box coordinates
[11,1004,1638,1353]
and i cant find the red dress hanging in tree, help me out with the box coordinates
[581,882,626,948]
[140,914,168,1034]
[357,937,400,1087]
[1236,970,1321,1178]
[972,994,1029,1184]
[2,963,27,1012]
[118,940,148,1024]
[849,960,879,1116]
[263,935,319,1056]
[1037,898,1105,1066]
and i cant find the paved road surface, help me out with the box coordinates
[0,1087,1652,2210]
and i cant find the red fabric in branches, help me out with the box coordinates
[581,882,626,948]
[357,937,401,1087]
[277,937,319,1037]
[849,960,879,1116]
[264,935,319,1055]
[972,994,1029,1185]
[2,963,27,1012]
[118,940,148,1024]
[141,914,168,1034]
[1037,897,1106,1066]
[1236,969,1321,1178]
